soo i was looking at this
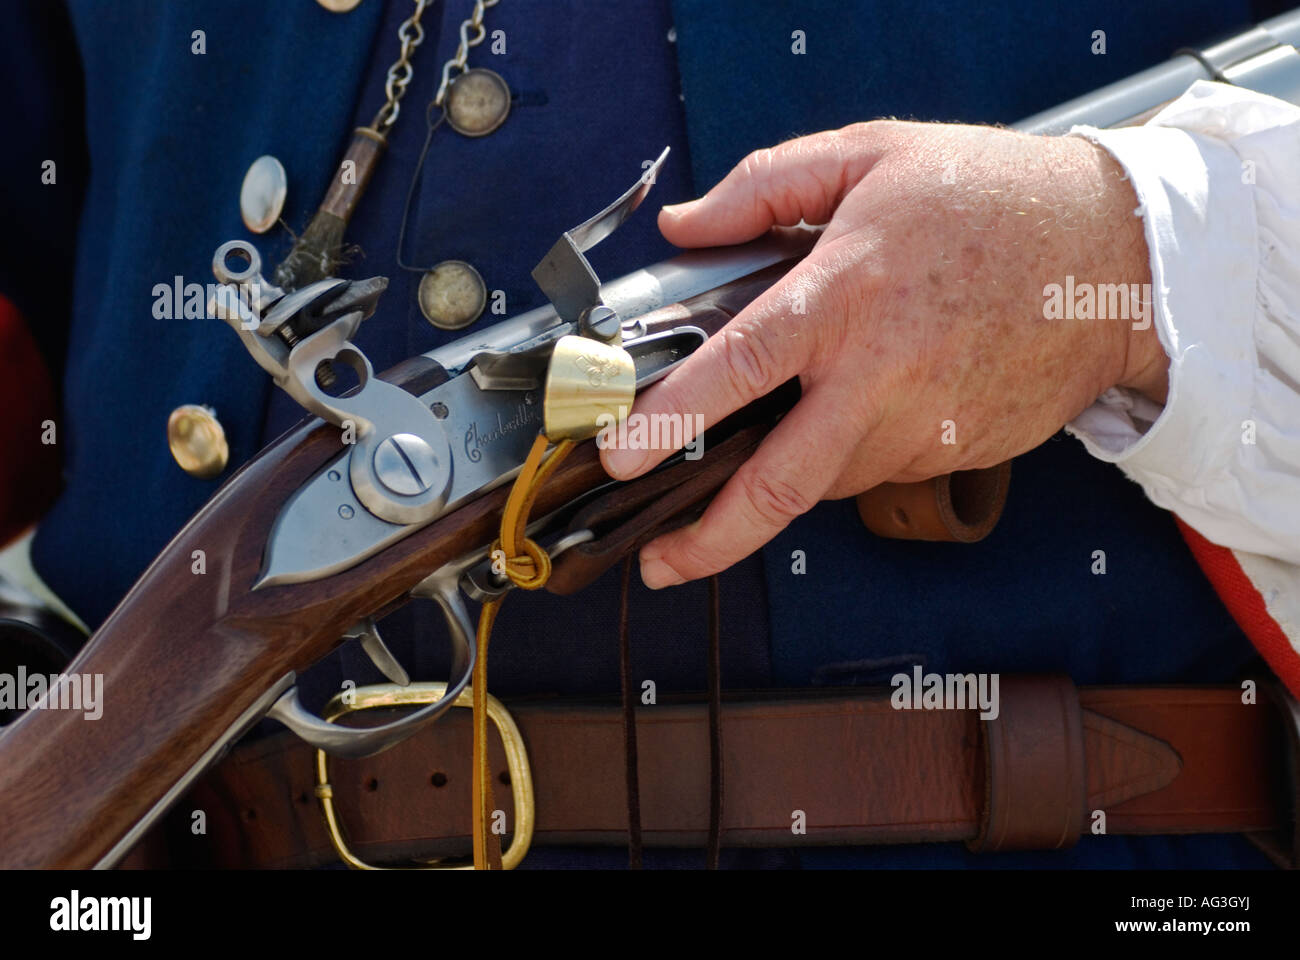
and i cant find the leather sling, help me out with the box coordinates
[169,675,1299,869]
[546,426,1010,597]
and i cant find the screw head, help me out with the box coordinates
[580,304,621,342]
[373,433,440,496]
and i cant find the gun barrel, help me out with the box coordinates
[1018,9,1300,134]
[425,229,819,375]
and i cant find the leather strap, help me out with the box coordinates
[473,433,574,868]
[172,678,1296,869]
[1249,681,1300,868]
[617,556,643,868]
[548,425,766,595]
[549,434,1014,595]
[969,675,1086,851]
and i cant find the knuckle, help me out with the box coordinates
[715,322,780,399]
[729,147,783,227]
[862,118,914,140]
[853,391,888,435]
[858,118,898,139]
[739,147,776,185]
[739,468,815,526]
[665,536,723,579]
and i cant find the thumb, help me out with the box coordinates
[658,127,883,248]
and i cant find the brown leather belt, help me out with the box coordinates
[172,675,1298,869]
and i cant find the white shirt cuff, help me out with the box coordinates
[1065,80,1300,565]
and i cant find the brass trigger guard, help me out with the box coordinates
[265,524,594,759]
[265,563,476,760]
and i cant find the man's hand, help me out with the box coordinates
[601,120,1170,589]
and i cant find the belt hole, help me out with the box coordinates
[431,772,448,788]
[893,506,909,527]
[365,777,379,792]
[243,808,257,821]
[498,771,511,786]
[296,791,308,805]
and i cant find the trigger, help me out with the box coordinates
[345,618,411,687]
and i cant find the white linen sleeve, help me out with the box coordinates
[1065,79,1300,565]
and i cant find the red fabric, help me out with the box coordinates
[0,294,60,547]
[1177,517,1300,701]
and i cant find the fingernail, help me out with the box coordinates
[640,552,685,590]
[661,200,696,217]
[603,446,648,480]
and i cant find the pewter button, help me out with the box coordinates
[418,260,487,330]
[316,0,363,11]
[239,155,287,235]
[445,68,511,137]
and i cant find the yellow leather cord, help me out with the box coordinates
[472,432,574,869]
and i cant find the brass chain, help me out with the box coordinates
[433,0,501,107]
[371,0,431,133]
[392,0,504,273]
[370,0,503,133]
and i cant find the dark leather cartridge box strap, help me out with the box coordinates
[172,675,1299,869]
[545,426,1014,597]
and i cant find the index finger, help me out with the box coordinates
[600,264,825,480]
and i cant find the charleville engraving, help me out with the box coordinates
[464,396,540,463]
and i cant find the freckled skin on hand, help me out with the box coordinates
[602,120,1170,588]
